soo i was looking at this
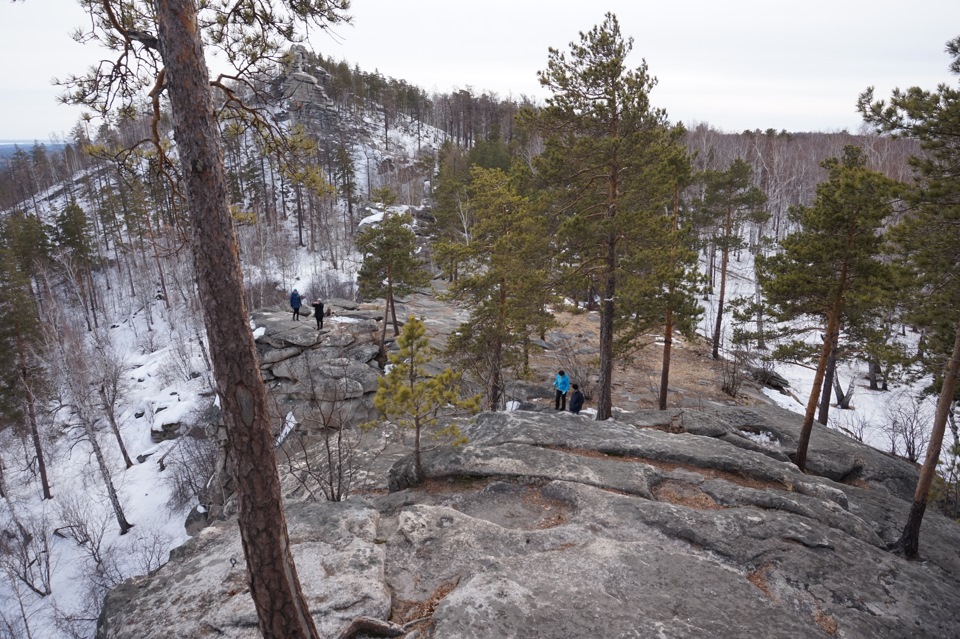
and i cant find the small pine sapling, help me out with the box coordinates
[373,316,480,482]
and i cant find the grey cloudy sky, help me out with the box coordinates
[2,0,959,141]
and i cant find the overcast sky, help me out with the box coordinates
[2,1,959,141]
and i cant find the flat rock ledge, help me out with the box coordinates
[97,405,960,639]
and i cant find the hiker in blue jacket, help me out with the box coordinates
[290,289,302,321]
[554,370,570,411]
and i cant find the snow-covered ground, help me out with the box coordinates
[0,104,440,638]
[698,246,941,464]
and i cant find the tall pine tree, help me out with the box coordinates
[859,35,960,559]
[444,166,553,410]
[758,146,897,472]
[529,13,688,420]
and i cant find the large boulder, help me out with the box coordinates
[252,307,383,427]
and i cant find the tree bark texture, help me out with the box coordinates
[596,235,616,421]
[83,417,133,535]
[795,309,840,472]
[817,327,840,425]
[659,185,680,411]
[154,2,319,637]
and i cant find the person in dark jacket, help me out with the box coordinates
[290,289,302,320]
[312,298,324,329]
[569,384,585,415]
[554,370,570,410]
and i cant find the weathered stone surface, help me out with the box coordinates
[250,303,384,433]
[325,297,359,310]
[97,500,389,639]
[256,345,301,365]
[100,406,960,639]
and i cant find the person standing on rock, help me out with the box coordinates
[290,288,302,321]
[569,384,585,415]
[312,298,324,329]
[554,370,570,411]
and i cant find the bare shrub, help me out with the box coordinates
[277,356,372,501]
[884,392,933,463]
[162,430,221,512]
[129,528,174,575]
[834,410,869,443]
[312,267,356,301]
[54,493,111,566]
[0,572,41,639]
[721,348,749,398]
[164,327,203,383]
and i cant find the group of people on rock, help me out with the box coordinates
[291,290,586,414]
[289,289,324,329]
[553,370,585,415]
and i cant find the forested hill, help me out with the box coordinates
[0,37,947,639]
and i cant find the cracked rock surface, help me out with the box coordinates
[97,406,960,639]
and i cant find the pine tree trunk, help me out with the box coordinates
[295,183,305,247]
[155,2,320,637]
[795,312,839,472]
[755,287,766,350]
[659,308,673,411]
[817,328,839,425]
[711,207,733,360]
[891,321,960,559]
[868,360,881,391]
[659,186,680,411]
[597,236,616,421]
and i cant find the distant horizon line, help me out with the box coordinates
[0,140,65,145]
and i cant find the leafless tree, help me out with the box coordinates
[92,338,135,469]
[0,511,53,599]
[884,392,933,464]
[278,357,370,502]
[162,428,220,512]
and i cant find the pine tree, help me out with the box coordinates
[858,35,960,559]
[430,141,472,283]
[444,166,554,410]
[528,13,688,420]
[659,159,703,409]
[697,158,767,360]
[373,316,479,482]
[356,193,430,352]
[0,214,52,500]
[758,146,897,471]
[62,2,351,636]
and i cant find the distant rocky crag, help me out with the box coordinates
[98,403,960,639]
[252,297,385,428]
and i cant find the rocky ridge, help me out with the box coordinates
[98,402,960,638]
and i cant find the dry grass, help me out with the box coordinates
[652,480,722,510]
[525,309,737,409]
[391,579,460,630]
[814,605,839,635]
[746,562,778,601]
